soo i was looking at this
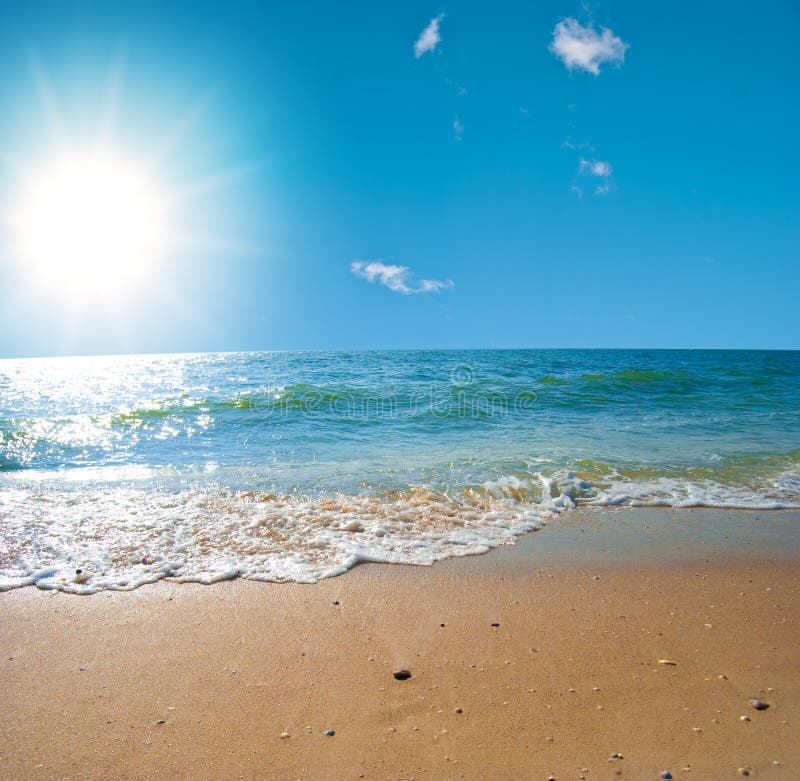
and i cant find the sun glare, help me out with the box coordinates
[13,149,167,299]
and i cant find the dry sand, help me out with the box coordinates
[2,508,799,780]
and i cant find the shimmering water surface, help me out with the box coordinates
[1,349,798,591]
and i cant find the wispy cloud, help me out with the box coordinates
[414,13,445,58]
[550,18,628,75]
[351,261,453,295]
[575,157,614,196]
[562,138,595,151]
[444,76,468,96]
[453,115,464,142]
[579,158,612,178]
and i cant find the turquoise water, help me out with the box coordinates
[1,349,798,591]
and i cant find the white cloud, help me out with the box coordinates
[414,13,445,58]
[574,158,613,197]
[579,158,612,178]
[453,115,463,142]
[563,138,595,151]
[549,18,628,75]
[351,261,454,295]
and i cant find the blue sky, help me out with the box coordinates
[0,0,798,357]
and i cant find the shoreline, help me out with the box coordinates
[2,508,799,779]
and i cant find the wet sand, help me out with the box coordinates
[2,508,799,779]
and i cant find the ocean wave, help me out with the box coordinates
[0,486,548,594]
[2,457,799,593]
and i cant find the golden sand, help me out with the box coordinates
[1,509,798,779]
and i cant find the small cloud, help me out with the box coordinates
[549,18,628,75]
[579,158,612,178]
[414,13,445,58]
[453,115,463,142]
[444,77,468,95]
[518,106,530,117]
[563,138,595,151]
[351,261,454,295]
[574,157,613,196]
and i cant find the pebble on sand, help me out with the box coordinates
[660,772,673,780]
[491,622,500,627]
[739,769,750,777]
[323,729,335,736]
[740,715,751,722]
[393,669,412,680]
[658,659,677,666]
[279,732,290,739]
[750,699,770,710]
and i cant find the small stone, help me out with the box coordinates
[738,769,750,777]
[331,600,340,605]
[610,752,623,759]
[454,708,463,714]
[660,773,673,780]
[750,699,770,710]
[393,669,412,680]
[279,732,290,739]
[154,720,166,726]
[323,729,335,736]
[491,622,500,627]
[740,715,750,722]
[658,659,677,666]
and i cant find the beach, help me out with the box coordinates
[2,507,798,780]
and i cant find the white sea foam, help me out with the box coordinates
[2,467,798,594]
[0,485,548,593]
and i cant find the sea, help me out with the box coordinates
[1,349,798,592]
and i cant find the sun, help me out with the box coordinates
[12,148,167,299]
